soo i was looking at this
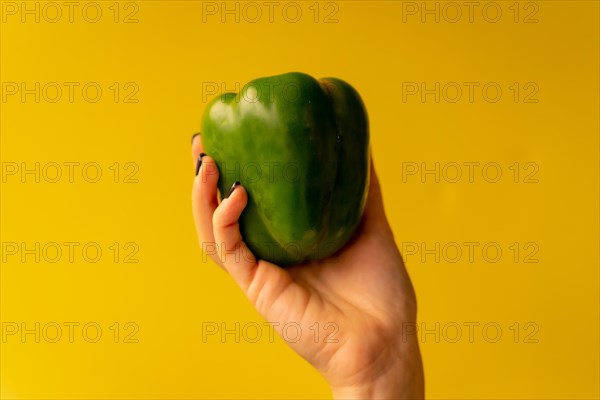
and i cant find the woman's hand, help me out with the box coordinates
[191,134,424,399]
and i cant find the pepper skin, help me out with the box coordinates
[201,72,370,266]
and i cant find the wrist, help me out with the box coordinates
[331,378,423,400]
[330,351,424,400]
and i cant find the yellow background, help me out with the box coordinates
[1,1,598,398]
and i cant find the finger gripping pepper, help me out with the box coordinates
[201,72,370,266]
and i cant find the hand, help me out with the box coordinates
[191,134,424,399]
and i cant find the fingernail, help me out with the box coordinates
[195,153,206,176]
[226,181,240,198]
[191,132,200,144]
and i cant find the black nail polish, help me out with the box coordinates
[191,132,201,144]
[226,181,240,198]
[195,153,206,176]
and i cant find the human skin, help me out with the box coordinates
[191,134,425,399]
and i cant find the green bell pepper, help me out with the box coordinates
[201,72,370,266]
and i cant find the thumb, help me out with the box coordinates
[362,158,392,234]
[212,182,300,316]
